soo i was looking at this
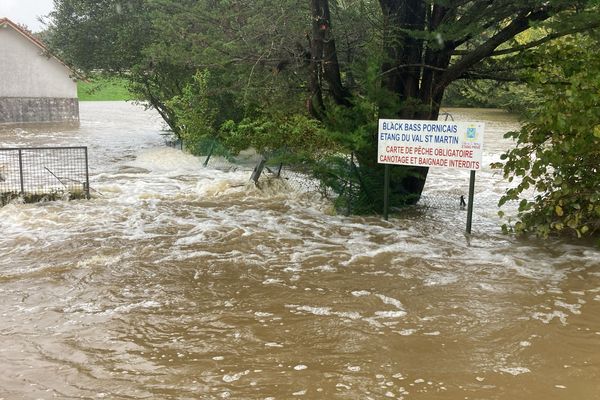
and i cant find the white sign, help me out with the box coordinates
[377,119,485,170]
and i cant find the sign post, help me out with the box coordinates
[383,164,390,221]
[377,119,485,233]
[466,170,476,234]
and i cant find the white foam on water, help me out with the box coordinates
[375,294,404,310]
[336,311,362,320]
[294,305,332,316]
[532,310,569,325]
[554,300,582,315]
[106,300,161,315]
[254,312,274,318]
[129,147,206,175]
[63,300,162,317]
[63,302,103,314]
[76,255,123,269]
[285,304,364,322]
[499,367,531,376]
[222,370,250,383]
[263,278,284,285]
[374,311,407,318]
[264,342,283,348]
[423,272,459,286]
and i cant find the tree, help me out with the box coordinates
[47,0,312,137]
[494,34,600,241]
[307,0,600,207]
[46,0,151,72]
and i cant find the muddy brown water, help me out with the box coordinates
[1,103,599,399]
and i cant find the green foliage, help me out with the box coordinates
[494,35,600,241]
[219,114,336,160]
[47,0,151,72]
[166,70,218,151]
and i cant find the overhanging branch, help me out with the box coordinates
[437,8,551,89]
[453,20,600,56]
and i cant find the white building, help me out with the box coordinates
[0,17,79,125]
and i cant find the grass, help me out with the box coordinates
[78,76,133,101]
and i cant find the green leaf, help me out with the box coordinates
[555,205,564,217]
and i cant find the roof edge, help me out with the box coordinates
[0,17,84,80]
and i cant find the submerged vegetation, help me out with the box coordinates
[0,190,88,207]
[45,0,600,240]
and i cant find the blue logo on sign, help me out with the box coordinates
[466,126,477,139]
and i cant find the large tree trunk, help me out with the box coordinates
[369,0,432,205]
[379,0,426,114]
[308,0,351,118]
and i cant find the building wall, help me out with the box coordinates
[0,22,79,124]
[0,26,77,98]
[0,97,79,124]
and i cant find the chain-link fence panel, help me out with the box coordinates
[0,147,90,206]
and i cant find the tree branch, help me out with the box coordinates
[453,20,600,56]
[437,8,551,90]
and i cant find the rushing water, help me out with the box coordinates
[0,102,599,400]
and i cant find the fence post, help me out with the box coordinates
[250,158,267,184]
[18,149,25,195]
[346,153,354,216]
[203,138,217,167]
[84,147,91,199]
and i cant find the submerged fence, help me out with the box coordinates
[165,135,470,220]
[0,147,90,205]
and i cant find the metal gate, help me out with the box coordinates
[0,147,90,205]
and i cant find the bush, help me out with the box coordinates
[495,35,600,241]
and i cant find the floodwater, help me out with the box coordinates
[0,102,599,400]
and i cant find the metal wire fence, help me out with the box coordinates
[0,147,90,206]
[165,136,463,216]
